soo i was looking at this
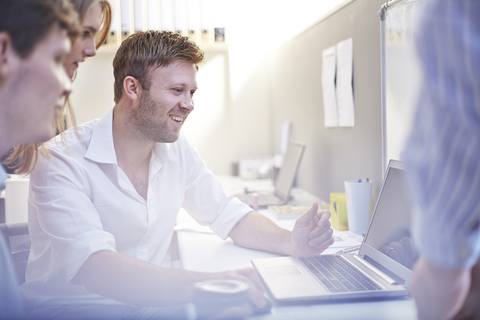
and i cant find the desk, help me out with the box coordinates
[175,176,418,320]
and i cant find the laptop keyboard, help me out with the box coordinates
[257,194,281,205]
[235,193,281,206]
[298,255,383,293]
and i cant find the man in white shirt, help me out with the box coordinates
[22,30,335,319]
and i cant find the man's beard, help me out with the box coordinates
[129,90,181,143]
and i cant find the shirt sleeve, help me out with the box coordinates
[29,148,117,282]
[404,0,480,269]
[179,136,252,240]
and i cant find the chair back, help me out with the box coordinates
[0,222,30,284]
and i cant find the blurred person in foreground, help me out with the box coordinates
[20,30,335,319]
[3,0,112,174]
[0,0,80,318]
[404,0,480,319]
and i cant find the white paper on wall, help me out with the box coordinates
[336,37,355,127]
[321,45,338,127]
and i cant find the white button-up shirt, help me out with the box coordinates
[20,108,252,309]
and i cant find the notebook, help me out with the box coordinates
[235,140,305,208]
[252,160,416,301]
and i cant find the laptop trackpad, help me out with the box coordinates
[265,265,302,276]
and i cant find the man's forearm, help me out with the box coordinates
[229,207,333,257]
[73,250,222,307]
[229,211,293,255]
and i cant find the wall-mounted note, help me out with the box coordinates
[336,37,355,127]
[321,45,338,127]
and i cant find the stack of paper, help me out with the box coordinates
[267,205,311,220]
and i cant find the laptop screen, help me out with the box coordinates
[274,141,305,201]
[363,161,418,270]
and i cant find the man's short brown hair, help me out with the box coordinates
[113,30,205,103]
[0,0,80,58]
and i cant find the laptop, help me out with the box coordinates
[235,140,305,208]
[252,160,416,301]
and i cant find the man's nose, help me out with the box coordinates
[61,68,73,97]
[180,94,194,112]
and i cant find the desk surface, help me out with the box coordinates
[176,229,417,320]
[175,176,418,320]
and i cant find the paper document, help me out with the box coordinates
[336,38,355,127]
[330,230,363,249]
[321,46,338,127]
[268,205,311,220]
[321,230,363,255]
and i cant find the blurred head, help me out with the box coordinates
[113,30,205,104]
[0,0,79,58]
[0,0,80,155]
[64,0,112,78]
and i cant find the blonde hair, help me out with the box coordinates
[3,0,112,174]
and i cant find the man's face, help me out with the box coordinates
[7,24,72,145]
[131,59,197,143]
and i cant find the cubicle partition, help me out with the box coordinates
[263,0,387,202]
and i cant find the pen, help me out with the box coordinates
[336,245,361,254]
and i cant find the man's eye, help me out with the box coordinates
[82,31,90,38]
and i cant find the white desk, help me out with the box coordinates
[175,176,418,320]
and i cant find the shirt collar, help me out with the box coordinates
[84,108,117,164]
[149,138,178,176]
[84,107,178,166]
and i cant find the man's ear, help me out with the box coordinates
[123,76,143,102]
[0,32,15,78]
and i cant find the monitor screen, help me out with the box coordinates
[363,162,418,270]
[274,141,305,200]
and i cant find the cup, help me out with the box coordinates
[185,280,250,320]
[330,193,348,231]
[344,179,372,235]
[5,175,30,224]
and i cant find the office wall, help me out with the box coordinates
[70,51,115,124]
[260,0,386,201]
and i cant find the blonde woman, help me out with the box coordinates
[3,0,112,173]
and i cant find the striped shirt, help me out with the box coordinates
[404,0,480,268]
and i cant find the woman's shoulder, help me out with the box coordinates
[44,119,100,155]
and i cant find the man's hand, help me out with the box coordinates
[290,202,334,256]
[229,203,334,258]
[410,256,470,320]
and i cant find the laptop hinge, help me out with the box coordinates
[351,255,397,285]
